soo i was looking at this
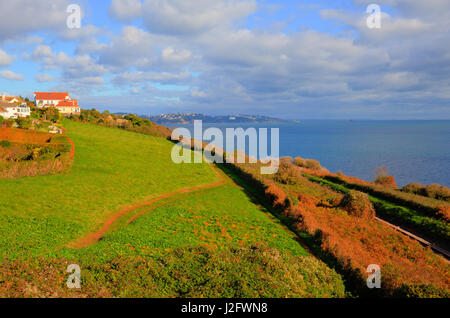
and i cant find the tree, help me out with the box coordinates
[373,166,397,188]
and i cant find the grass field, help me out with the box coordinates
[0,120,217,259]
[0,121,346,297]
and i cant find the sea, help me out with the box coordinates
[176,120,450,187]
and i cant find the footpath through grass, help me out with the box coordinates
[45,182,345,297]
[0,120,217,259]
[0,121,347,297]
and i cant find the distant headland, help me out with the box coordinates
[115,113,293,125]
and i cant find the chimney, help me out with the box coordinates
[1,93,5,101]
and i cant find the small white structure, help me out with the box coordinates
[0,101,31,119]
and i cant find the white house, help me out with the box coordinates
[34,92,70,108]
[34,92,80,115]
[0,101,31,119]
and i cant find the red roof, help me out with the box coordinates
[34,92,69,100]
[56,99,79,107]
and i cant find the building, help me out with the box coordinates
[1,93,23,104]
[34,92,70,108]
[0,101,31,119]
[55,99,80,115]
[34,92,81,115]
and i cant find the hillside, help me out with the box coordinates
[0,120,345,297]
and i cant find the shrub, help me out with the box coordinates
[402,182,424,195]
[2,119,13,128]
[293,157,322,170]
[273,161,302,185]
[16,118,32,129]
[293,157,306,167]
[339,190,375,219]
[436,206,450,222]
[305,159,321,170]
[424,184,450,201]
[374,175,397,188]
[0,140,11,148]
[374,166,388,178]
[265,183,287,210]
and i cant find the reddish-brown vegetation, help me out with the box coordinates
[423,184,450,202]
[303,167,450,221]
[293,156,322,171]
[339,190,375,219]
[0,128,73,178]
[274,161,304,185]
[373,166,397,188]
[436,206,450,222]
[265,183,288,211]
[227,159,450,297]
[0,128,53,144]
[374,175,397,188]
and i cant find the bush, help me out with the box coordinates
[293,156,322,170]
[279,156,293,163]
[436,206,450,222]
[293,157,306,167]
[401,182,450,202]
[402,182,424,195]
[16,118,32,129]
[305,159,321,170]
[2,119,13,128]
[0,140,11,148]
[274,161,301,184]
[340,190,375,219]
[265,183,287,210]
[424,184,450,201]
[374,175,397,188]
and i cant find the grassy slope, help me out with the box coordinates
[0,120,217,259]
[59,185,309,260]
[0,121,345,297]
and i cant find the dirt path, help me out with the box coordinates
[375,217,450,261]
[68,165,226,248]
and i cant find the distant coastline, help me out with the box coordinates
[120,113,295,125]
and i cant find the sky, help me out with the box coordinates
[0,0,449,119]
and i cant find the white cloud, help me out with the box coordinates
[0,0,69,42]
[161,47,192,64]
[113,71,191,85]
[35,74,55,82]
[77,77,104,85]
[190,87,207,98]
[0,70,24,81]
[109,0,143,22]
[0,49,13,67]
[59,25,103,41]
[98,26,158,69]
[108,0,257,35]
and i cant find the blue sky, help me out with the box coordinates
[0,0,449,119]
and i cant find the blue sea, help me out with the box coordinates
[177,120,450,187]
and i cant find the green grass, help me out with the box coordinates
[57,185,309,260]
[0,120,217,259]
[0,121,346,297]
[48,184,345,297]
